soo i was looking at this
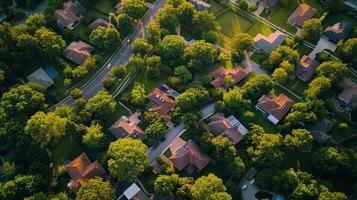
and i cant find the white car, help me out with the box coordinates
[126,39,131,45]
[241,185,247,190]
[249,179,255,184]
[106,63,112,70]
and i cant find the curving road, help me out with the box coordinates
[52,0,166,108]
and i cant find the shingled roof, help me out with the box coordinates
[147,88,175,121]
[256,93,294,124]
[54,1,79,28]
[254,30,286,54]
[338,78,357,109]
[109,113,145,140]
[288,4,316,28]
[323,22,352,43]
[63,41,93,65]
[296,55,319,82]
[210,67,248,88]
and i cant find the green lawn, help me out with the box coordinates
[328,117,357,143]
[273,84,302,102]
[251,109,279,133]
[51,133,86,166]
[322,12,357,32]
[208,0,226,15]
[91,0,115,14]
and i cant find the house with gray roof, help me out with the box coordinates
[337,78,357,111]
[253,31,286,54]
[323,22,352,43]
[310,119,333,144]
[27,68,54,88]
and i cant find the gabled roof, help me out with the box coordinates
[54,1,79,28]
[206,113,248,145]
[210,67,248,88]
[338,78,357,108]
[296,55,319,82]
[257,92,294,123]
[257,0,278,8]
[310,119,333,144]
[109,114,144,139]
[63,41,93,65]
[323,21,352,43]
[254,31,286,53]
[27,67,54,88]
[89,18,109,29]
[65,153,106,191]
[288,4,316,28]
[169,138,211,171]
[147,88,175,121]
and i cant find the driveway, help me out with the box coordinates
[309,37,337,59]
[242,58,267,75]
[241,180,259,200]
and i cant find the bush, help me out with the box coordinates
[204,31,219,44]
[238,0,249,10]
[11,8,26,20]
[248,3,258,12]
[316,52,330,63]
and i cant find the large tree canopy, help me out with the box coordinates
[190,174,230,200]
[77,177,116,200]
[316,61,348,83]
[155,35,185,67]
[184,40,217,72]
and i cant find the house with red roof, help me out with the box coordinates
[210,66,248,88]
[205,113,249,145]
[168,138,211,172]
[288,4,316,28]
[109,112,145,140]
[65,153,106,192]
[147,88,175,122]
[256,92,294,124]
[55,1,79,29]
[63,41,94,65]
[296,55,319,82]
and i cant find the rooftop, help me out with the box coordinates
[210,67,248,88]
[288,4,316,28]
[254,30,286,53]
[63,41,93,65]
[296,55,319,82]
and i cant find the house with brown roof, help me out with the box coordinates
[205,113,249,145]
[337,78,357,111]
[288,4,316,28]
[296,55,319,82]
[256,92,294,124]
[168,138,211,172]
[255,0,278,8]
[89,18,109,29]
[210,66,248,88]
[63,41,94,65]
[254,30,286,54]
[55,1,79,29]
[109,112,145,140]
[65,153,106,192]
[147,88,175,121]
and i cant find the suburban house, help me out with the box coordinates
[122,183,150,200]
[147,85,176,121]
[255,0,278,9]
[89,18,109,29]
[309,119,334,145]
[210,66,248,88]
[55,1,79,29]
[189,0,211,10]
[168,138,211,172]
[323,22,352,43]
[256,92,294,124]
[63,41,94,65]
[295,55,319,82]
[205,113,249,145]
[253,30,286,54]
[287,4,316,28]
[343,0,357,16]
[27,67,54,89]
[109,112,145,140]
[65,153,106,192]
[337,78,357,111]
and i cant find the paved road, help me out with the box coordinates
[148,103,215,163]
[15,0,47,25]
[241,179,258,200]
[53,0,166,107]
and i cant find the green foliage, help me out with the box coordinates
[155,35,185,67]
[272,67,288,84]
[232,32,254,59]
[304,76,331,100]
[312,147,351,175]
[175,87,210,112]
[211,136,237,163]
[25,111,67,148]
[174,65,192,84]
[77,177,116,200]
[184,40,217,72]
[122,0,146,20]
[302,19,323,43]
[132,38,153,56]
[222,86,252,116]
[25,14,46,34]
[316,61,348,83]
[203,30,219,44]
[131,82,147,107]
[283,129,313,150]
[337,38,357,66]
[116,13,134,37]
[283,100,322,128]
[110,65,127,79]
[82,123,105,149]
[190,174,231,200]
[156,5,178,33]
[34,27,66,63]
[176,2,195,25]
[107,138,148,181]
[89,26,121,50]
[268,45,299,67]
[242,74,273,101]
[154,174,180,196]
[145,120,167,141]
[0,174,43,200]
[192,11,219,36]
[318,191,347,200]
[83,91,117,121]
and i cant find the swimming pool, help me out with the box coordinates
[171,91,180,98]
[45,66,59,78]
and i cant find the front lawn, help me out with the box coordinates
[208,0,226,15]
[91,0,115,15]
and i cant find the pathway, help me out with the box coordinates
[308,37,337,59]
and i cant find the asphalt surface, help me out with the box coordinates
[55,0,166,107]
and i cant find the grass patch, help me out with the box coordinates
[51,133,86,166]
[251,109,279,133]
[91,0,115,14]
[180,131,191,141]
[163,148,172,157]
[295,43,313,56]
[208,0,226,15]
[328,117,357,143]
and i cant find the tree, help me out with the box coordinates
[84,91,117,121]
[127,56,145,72]
[176,2,195,25]
[316,61,348,83]
[337,38,357,66]
[283,100,321,127]
[155,35,185,67]
[155,5,178,33]
[146,21,161,45]
[227,156,245,181]
[304,76,331,100]
[211,136,237,163]
[284,129,313,150]
[203,30,219,44]
[25,14,46,34]
[77,177,116,200]
[174,65,192,84]
[146,56,161,80]
[82,123,105,149]
[116,13,134,37]
[131,82,147,107]
[279,60,294,75]
[302,19,323,42]
[16,33,41,64]
[192,11,219,36]
[268,45,299,67]
[0,174,43,200]
[191,174,230,200]
[25,111,67,148]
[318,191,347,200]
[184,40,217,71]
[34,27,66,62]
[175,87,210,112]
[242,74,274,101]
[132,38,152,56]
[312,147,351,175]
[154,174,180,196]
[272,68,288,84]
[232,33,254,59]
[122,0,146,20]
[70,88,83,99]
[209,192,232,200]
[110,65,127,79]
[107,138,148,181]
[237,0,248,10]
[89,26,121,50]
[145,120,167,141]
[222,87,251,116]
